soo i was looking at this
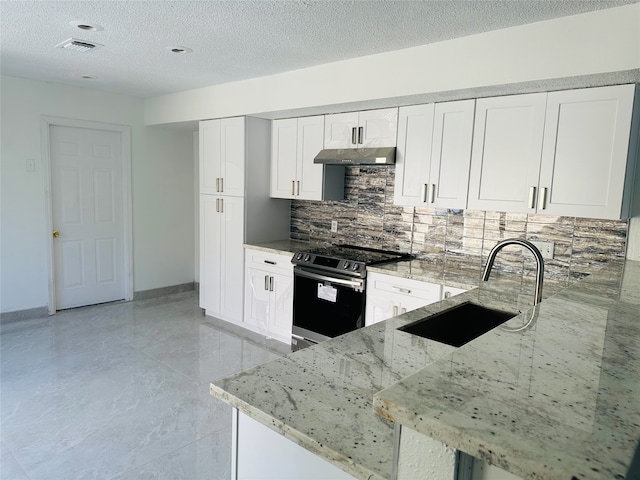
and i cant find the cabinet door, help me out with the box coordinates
[324,112,359,148]
[429,100,475,209]
[538,84,635,219]
[365,291,398,326]
[365,273,442,325]
[218,196,245,324]
[269,271,294,342]
[394,104,435,206]
[220,117,246,197]
[200,195,220,311]
[244,266,271,333]
[270,118,298,199]
[468,93,547,213]
[296,115,325,200]
[358,108,399,148]
[199,120,221,194]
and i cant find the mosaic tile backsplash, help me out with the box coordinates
[290,166,629,282]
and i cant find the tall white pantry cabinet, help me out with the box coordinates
[199,117,289,325]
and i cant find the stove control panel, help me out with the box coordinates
[292,252,365,277]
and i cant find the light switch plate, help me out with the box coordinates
[529,241,554,259]
[331,220,338,233]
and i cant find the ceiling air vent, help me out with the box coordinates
[55,38,103,52]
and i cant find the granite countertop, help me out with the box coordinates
[375,260,640,480]
[243,239,313,257]
[220,241,639,479]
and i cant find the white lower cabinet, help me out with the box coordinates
[365,272,442,326]
[234,410,356,480]
[243,248,293,343]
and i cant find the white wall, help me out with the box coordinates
[0,75,195,313]
[145,4,640,124]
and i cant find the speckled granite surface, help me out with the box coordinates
[243,240,312,257]
[214,245,638,479]
[375,260,640,480]
[210,310,459,480]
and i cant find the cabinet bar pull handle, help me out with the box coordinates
[219,198,223,213]
[216,178,220,192]
[219,178,223,193]
[295,181,300,196]
[215,198,219,212]
[264,275,269,290]
[528,186,537,209]
[392,286,411,294]
[269,276,274,292]
[291,180,295,196]
[264,260,276,265]
[421,184,428,203]
[392,306,398,317]
[351,127,357,145]
[358,126,363,145]
[429,184,436,204]
[538,187,548,210]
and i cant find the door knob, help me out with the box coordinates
[52,230,60,238]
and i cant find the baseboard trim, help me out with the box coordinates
[133,282,195,301]
[0,306,49,323]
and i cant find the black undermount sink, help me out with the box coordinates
[398,302,519,347]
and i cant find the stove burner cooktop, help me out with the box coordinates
[291,244,411,277]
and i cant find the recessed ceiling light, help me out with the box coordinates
[70,21,103,32]
[81,75,99,80]
[167,46,193,54]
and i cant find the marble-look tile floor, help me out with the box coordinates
[0,292,288,480]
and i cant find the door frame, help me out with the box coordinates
[40,116,133,314]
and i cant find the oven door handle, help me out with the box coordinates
[295,268,363,290]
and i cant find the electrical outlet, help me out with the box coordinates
[25,158,36,172]
[331,220,338,233]
[529,241,554,259]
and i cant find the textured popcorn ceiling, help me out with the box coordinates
[0,0,636,98]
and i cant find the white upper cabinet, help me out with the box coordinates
[324,108,398,149]
[394,100,475,207]
[394,104,435,205]
[468,85,638,219]
[200,120,221,194]
[199,117,245,197]
[323,112,358,149]
[467,93,547,213]
[537,84,637,219]
[271,116,325,200]
[271,118,298,198]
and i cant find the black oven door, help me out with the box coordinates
[292,266,365,345]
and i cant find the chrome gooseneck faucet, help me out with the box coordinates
[482,238,545,306]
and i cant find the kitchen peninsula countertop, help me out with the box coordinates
[374,259,640,480]
[216,243,639,480]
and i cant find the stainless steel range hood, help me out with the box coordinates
[314,147,396,165]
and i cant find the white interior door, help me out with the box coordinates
[50,125,126,309]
